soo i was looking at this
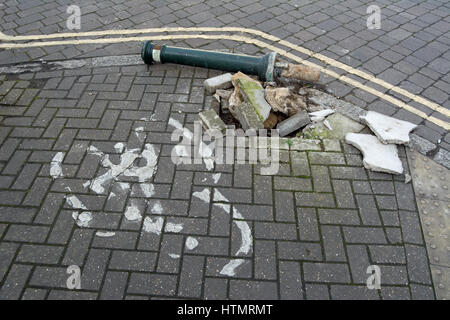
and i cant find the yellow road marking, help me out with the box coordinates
[0,28,448,129]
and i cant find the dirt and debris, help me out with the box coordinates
[202,62,328,137]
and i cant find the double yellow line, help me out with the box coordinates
[0,27,448,130]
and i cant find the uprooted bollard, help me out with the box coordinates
[141,41,320,83]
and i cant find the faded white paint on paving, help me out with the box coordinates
[123,144,158,182]
[185,236,199,250]
[95,231,116,237]
[151,201,163,214]
[213,189,229,202]
[114,142,124,153]
[169,253,181,259]
[219,259,246,277]
[72,212,93,228]
[50,152,65,179]
[232,207,252,255]
[193,188,210,203]
[124,204,142,221]
[66,195,87,210]
[165,222,183,233]
[143,216,164,235]
[212,173,221,184]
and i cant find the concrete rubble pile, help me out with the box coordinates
[201,63,329,137]
[201,65,418,177]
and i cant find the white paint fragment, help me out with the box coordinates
[114,143,124,153]
[345,133,403,175]
[151,201,163,214]
[124,204,142,221]
[165,222,183,233]
[193,188,210,203]
[66,195,87,210]
[219,259,246,277]
[72,211,93,228]
[309,109,335,122]
[139,183,155,198]
[214,203,231,214]
[90,148,140,194]
[404,173,411,184]
[168,253,180,259]
[143,216,164,235]
[213,189,229,202]
[107,192,117,200]
[212,173,221,184]
[185,237,199,250]
[50,152,65,179]
[135,127,144,132]
[123,144,158,182]
[360,111,417,145]
[95,231,116,237]
[323,119,333,131]
[82,181,91,188]
[87,145,104,157]
[233,207,253,255]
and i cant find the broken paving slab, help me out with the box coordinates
[198,109,227,133]
[235,77,271,122]
[232,102,264,130]
[302,112,365,140]
[361,111,417,145]
[276,110,310,137]
[345,133,403,175]
[204,73,233,95]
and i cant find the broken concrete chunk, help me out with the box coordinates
[233,102,264,130]
[276,110,310,137]
[211,93,221,114]
[360,111,417,145]
[265,87,307,116]
[345,133,403,175]
[204,73,233,95]
[235,77,271,121]
[303,112,365,140]
[281,63,320,83]
[216,89,232,100]
[199,109,227,132]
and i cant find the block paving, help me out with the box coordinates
[0,62,437,299]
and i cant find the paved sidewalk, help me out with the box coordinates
[0,62,437,299]
[1,0,449,160]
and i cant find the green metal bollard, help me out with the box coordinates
[141,41,277,82]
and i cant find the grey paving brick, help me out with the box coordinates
[63,229,94,266]
[21,288,48,300]
[318,209,360,225]
[279,261,304,300]
[127,273,177,296]
[303,262,351,283]
[204,277,228,300]
[322,225,346,262]
[274,176,312,191]
[355,194,382,226]
[278,242,322,261]
[16,244,63,264]
[296,192,335,208]
[100,271,128,300]
[343,227,387,244]
[369,245,406,264]
[0,264,33,300]
[405,244,432,285]
[311,165,332,192]
[5,225,49,243]
[178,255,205,298]
[229,280,278,300]
[398,210,424,245]
[254,240,277,280]
[305,283,330,300]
